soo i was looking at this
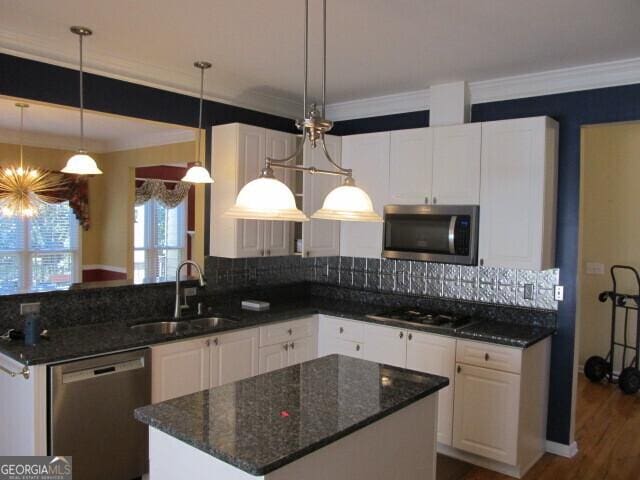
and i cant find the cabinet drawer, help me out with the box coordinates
[259,317,315,347]
[456,340,522,374]
[323,338,364,359]
[319,316,365,342]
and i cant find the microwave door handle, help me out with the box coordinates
[448,216,457,255]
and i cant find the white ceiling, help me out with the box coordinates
[1,0,640,118]
[0,96,195,152]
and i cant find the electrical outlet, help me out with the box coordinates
[184,287,197,297]
[523,283,535,300]
[554,286,564,301]
[20,302,40,315]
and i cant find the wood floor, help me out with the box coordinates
[458,374,640,480]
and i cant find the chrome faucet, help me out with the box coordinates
[174,260,207,319]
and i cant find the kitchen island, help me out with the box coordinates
[135,354,449,480]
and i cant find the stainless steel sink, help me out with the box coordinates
[130,321,190,335]
[189,316,237,329]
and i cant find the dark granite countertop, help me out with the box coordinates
[134,354,449,475]
[0,296,555,366]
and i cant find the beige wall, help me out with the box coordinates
[0,140,205,279]
[0,142,104,266]
[578,122,640,368]
[99,140,204,278]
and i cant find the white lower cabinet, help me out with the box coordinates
[258,316,318,374]
[451,338,551,476]
[317,315,365,358]
[152,328,259,403]
[406,331,457,446]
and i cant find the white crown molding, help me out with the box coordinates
[0,29,301,120]
[105,129,196,152]
[326,57,640,121]
[326,89,430,121]
[0,128,105,153]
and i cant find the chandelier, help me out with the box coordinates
[0,104,62,218]
[225,0,381,223]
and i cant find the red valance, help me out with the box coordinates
[48,172,90,230]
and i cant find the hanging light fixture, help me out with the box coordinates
[0,104,62,218]
[225,0,381,223]
[62,26,102,175]
[182,61,214,183]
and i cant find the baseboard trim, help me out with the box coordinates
[545,440,578,458]
[437,444,523,478]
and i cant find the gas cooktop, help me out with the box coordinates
[366,308,477,332]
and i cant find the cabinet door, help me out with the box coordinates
[211,328,259,388]
[479,117,556,270]
[151,338,210,403]
[288,335,317,366]
[236,124,267,257]
[362,324,406,368]
[406,332,456,446]
[452,363,520,465]
[389,128,433,204]
[432,123,481,205]
[302,134,342,257]
[264,130,296,256]
[340,132,390,258]
[259,343,289,374]
[321,337,364,359]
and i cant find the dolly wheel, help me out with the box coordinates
[584,356,609,382]
[619,367,640,394]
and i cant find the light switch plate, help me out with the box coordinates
[184,287,197,297]
[20,302,40,315]
[523,283,535,300]
[586,262,605,275]
[554,286,564,301]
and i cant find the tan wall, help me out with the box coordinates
[99,140,204,278]
[0,143,104,266]
[0,140,205,279]
[578,122,640,368]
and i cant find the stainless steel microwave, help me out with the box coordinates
[382,205,479,265]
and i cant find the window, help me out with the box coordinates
[0,202,79,294]
[134,199,187,283]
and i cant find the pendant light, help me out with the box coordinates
[62,26,102,175]
[225,0,381,223]
[0,104,62,218]
[182,62,214,183]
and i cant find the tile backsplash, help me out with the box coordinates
[206,256,560,311]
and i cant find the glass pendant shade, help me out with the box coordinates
[225,175,308,222]
[182,163,213,183]
[312,182,382,222]
[61,151,103,175]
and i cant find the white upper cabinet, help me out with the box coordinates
[431,123,481,205]
[211,123,296,258]
[264,130,296,257]
[340,131,390,258]
[389,128,433,205]
[302,134,342,257]
[478,116,558,270]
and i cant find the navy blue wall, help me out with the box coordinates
[333,83,640,445]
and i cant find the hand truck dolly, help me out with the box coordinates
[584,265,640,394]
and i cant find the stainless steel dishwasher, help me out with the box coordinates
[49,349,151,480]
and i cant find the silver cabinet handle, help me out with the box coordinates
[290,342,295,350]
[485,353,490,361]
[424,196,430,204]
[399,331,404,339]
[214,338,219,346]
[284,343,289,351]
[457,365,462,373]
[408,333,413,341]
[339,327,344,334]
[259,249,264,256]
[266,249,271,256]
[287,328,293,336]
[480,258,484,266]
[433,197,437,204]
[0,364,30,380]
[356,344,361,351]
[306,251,311,257]
[205,339,211,347]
